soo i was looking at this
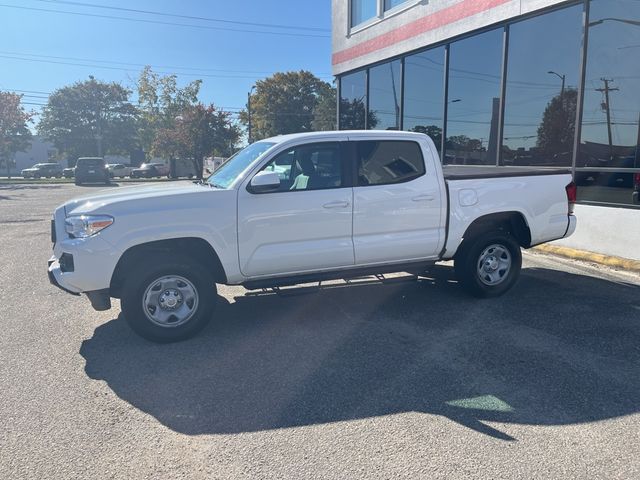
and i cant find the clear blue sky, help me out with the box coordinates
[0,0,333,126]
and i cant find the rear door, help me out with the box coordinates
[237,140,354,278]
[351,139,444,265]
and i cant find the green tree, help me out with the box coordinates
[153,104,239,179]
[240,71,333,140]
[311,84,337,131]
[137,66,202,155]
[0,91,34,178]
[410,125,442,148]
[446,135,483,151]
[537,88,578,157]
[338,97,378,130]
[37,77,138,164]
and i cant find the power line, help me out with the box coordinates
[35,0,330,32]
[0,54,318,80]
[0,3,329,38]
[0,50,332,77]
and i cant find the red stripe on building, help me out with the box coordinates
[332,0,512,65]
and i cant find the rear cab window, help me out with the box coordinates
[353,140,425,186]
[77,159,104,168]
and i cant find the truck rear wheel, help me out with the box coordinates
[454,231,522,298]
[120,256,217,342]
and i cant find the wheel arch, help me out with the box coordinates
[459,211,532,253]
[109,237,227,298]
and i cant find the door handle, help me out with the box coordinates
[412,195,435,202]
[323,201,350,209]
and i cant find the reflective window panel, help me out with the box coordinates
[368,60,401,130]
[384,0,408,11]
[576,171,639,208]
[340,71,367,130]
[577,0,640,206]
[403,47,445,153]
[502,5,583,167]
[446,29,504,165]
[351,0,377,27]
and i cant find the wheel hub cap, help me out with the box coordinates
[477,244,512,286]
[159,289,183,310]
[142,275,199,328]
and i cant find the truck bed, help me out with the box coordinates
[443,165,571,181]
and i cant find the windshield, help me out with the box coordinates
[207,141,275,189]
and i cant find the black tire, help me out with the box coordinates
[120,256,217,343]
[454,231,522,298]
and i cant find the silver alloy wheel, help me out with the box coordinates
[476,244,512,286]
[142,275,199,328]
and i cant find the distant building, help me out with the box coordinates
[8,136,59,175]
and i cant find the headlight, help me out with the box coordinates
[65,215,114,238]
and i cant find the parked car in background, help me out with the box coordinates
[130,162,170,179]
[75,157,110,186]
[633,172,639,204]
[21,163,63,179]
[63,167,75,178]
[106,163,132,178]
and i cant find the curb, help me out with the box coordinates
[532,244,640,273]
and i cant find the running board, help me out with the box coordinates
[241,261,435,290]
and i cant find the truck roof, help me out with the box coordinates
[260,130,428,145]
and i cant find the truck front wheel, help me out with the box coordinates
[121,256,217,342]
[454,231,522,298]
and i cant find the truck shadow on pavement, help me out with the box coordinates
[80,266,640,441]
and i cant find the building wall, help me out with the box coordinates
[333,0,571,75]
[554,204,640,261]
[9,137,58,175]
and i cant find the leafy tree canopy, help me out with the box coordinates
[37,76,138,163]
[537,88,578,156]
[153,103,240,179]
[137,66,202,154]
[0,91,34,175]
[240,71,334,141]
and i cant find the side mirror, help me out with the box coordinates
[249,170,281,193]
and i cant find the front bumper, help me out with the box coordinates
[48,256,112,310]
[48,257,81,296]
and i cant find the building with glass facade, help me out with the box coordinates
[333,0,640,260]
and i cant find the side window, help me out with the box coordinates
[355,140,425,186]
[258,142,343,192]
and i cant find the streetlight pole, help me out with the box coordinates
[547,71,565,107]
[247,85,256,144]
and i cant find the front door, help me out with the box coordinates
[237,141,354,278]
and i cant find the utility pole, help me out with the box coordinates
[596,78,619,161]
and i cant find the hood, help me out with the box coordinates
[62,181,221,216]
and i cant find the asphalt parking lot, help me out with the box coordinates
[1,182,640,479]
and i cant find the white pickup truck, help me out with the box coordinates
[48,131,577,342]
